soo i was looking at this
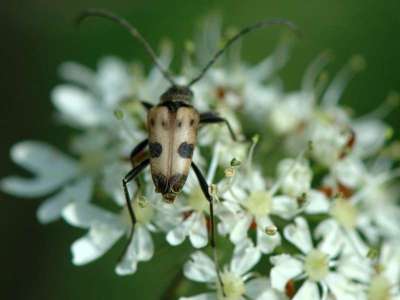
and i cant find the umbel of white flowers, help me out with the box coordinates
[2,14,400,300]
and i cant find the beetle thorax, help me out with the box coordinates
[160,85,193,103]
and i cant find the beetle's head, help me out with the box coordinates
[160,85,193,103]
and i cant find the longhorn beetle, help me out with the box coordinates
[77,9,298,290]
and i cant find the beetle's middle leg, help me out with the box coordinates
[119,140,150,262]
[191,162,225,295]
[128,138,149,195]
[200,111,238,141]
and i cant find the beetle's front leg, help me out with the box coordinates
[120,158,150,261]
[199,111,238,141]
[191,162,225,295]
[138,100,154,110]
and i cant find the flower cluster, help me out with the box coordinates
[2,16,400,300]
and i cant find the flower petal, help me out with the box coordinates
[325,273,360,300]
[284,217,313,254]
[134,225,154,261]
[245,277,267,298]
[37,177,93,223]
[166,213,196,246]
[52,85,107,127]
[315,219,343,258]
[71,224,124,265]
[96,57,132,107]
[189,213,208,248]
[352,119,388,157]
[272,195,299,220]
[116,232,139,276]
[58,61,95,88]
[1,141,78,197]
[257,228,281,254]
[229,213,252,244]
[292,281,320,300]
[305,190,330,214]
[62,201,122,229]
[270,254,303,291]
[183,251,217,283]
[231,239,261,276]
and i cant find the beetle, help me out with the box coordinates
[78,8,297,288]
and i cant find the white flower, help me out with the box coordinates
[270,217,362,300]
[217,164,299,253]
[53,57,134,128]
[331,155,366,189]
[277,158,312,198]
[352,118,389,158]
[269,91,313,135]
[357,242,400,300]
[62,196,156,275]
[181,239,285,300]
[308,117,352,166]
[0,141,93,223]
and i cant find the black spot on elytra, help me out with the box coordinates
[177,120,183,128]
[190,119,195,126]
[178,142,194,159]
[150,118,155,126]
[149,142,162,158]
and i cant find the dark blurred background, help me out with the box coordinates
[0,0,399,299]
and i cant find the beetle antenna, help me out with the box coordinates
[188,19,301,87]
[77,9,176,86]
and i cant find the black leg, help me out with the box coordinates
[139,101,154,110]
[120,158,150,261]
[129,139,149,197]
[130,139,148,164]
[191,162,225,295]
[120,97,153,111]
[200,111,237,141]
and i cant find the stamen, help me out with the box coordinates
[249,35,292,80]
[302,50,332,93]
[358,91,400,121]
[244,134,259,172]
[322,55,366,108]
[265,225,278,236]
[270,148,306,195]
[207,142,221,183]
[304,249,329,281]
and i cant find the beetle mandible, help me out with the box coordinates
[78,8,297,288]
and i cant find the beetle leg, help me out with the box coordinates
[139,100,154,110]
[120,158,150,262]
[191,162,225,295]
[129,139,149,198]
[199,111,237,141]
[130,139,149,165]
